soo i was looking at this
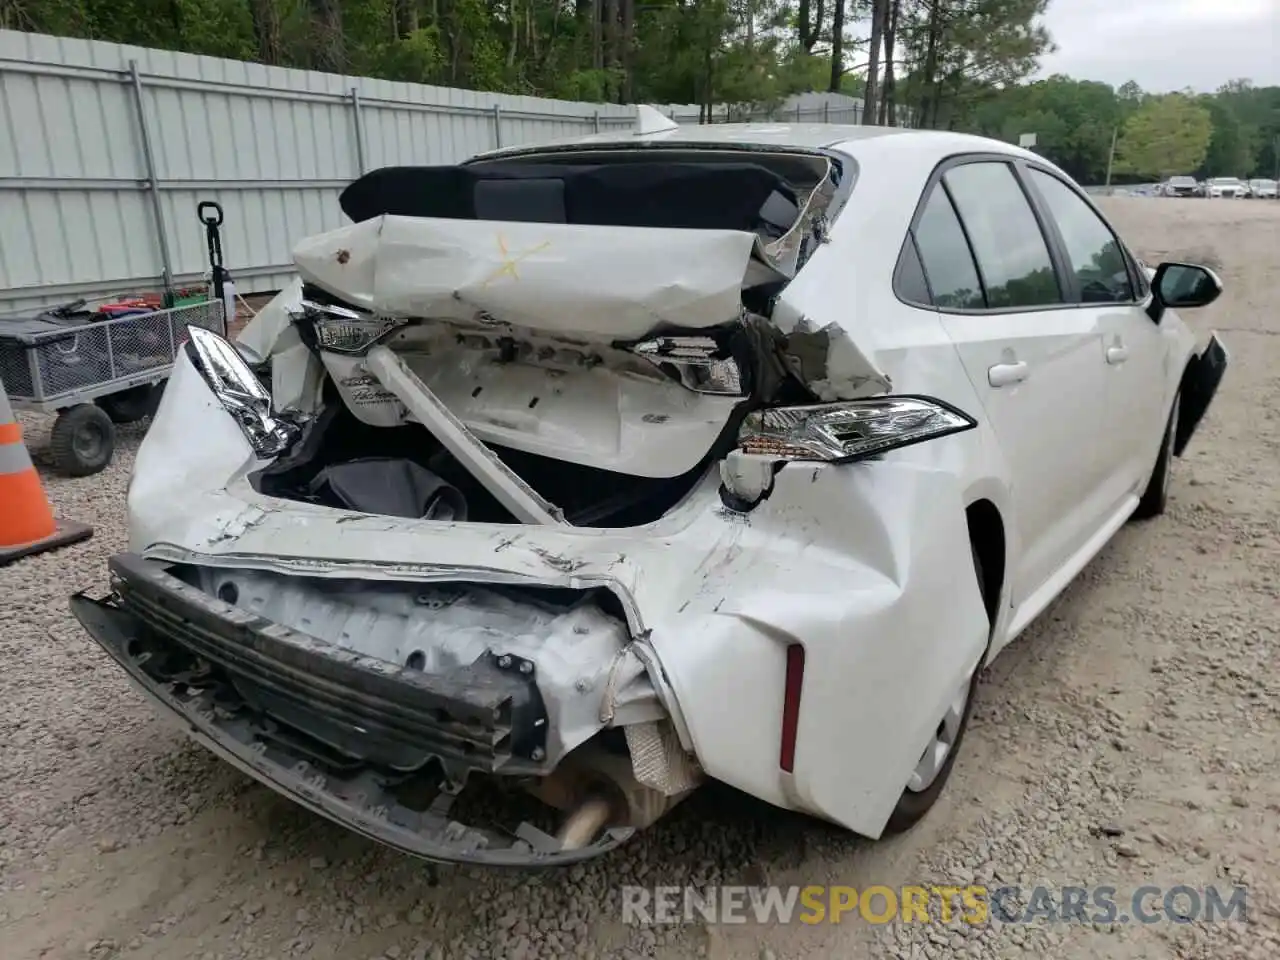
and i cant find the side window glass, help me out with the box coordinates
[913,186,984,309]
[1027,169,1135,303]
[894,234,932,305]
[944,162,1062,309]
[1128,249,1150,297]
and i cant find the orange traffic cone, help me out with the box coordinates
[0,379,93,566]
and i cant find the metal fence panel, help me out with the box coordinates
[0,29,636,313]
[651,92,916,128]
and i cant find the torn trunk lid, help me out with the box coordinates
[292,214,783,338]
[285,214,888,475]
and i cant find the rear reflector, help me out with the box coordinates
[779,643,805,772]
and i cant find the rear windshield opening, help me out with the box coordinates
[338,151,835,244]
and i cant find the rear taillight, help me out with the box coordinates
[185,326,300,458]
[737,395,976,464]
[779,642,805,772]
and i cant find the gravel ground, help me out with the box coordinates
[2,197,1278,960]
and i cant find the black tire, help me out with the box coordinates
[883,543,990,835]
[95,384,159,424]
[49,403,116,477]
[1133,392,1179,520]
[147,378,167,417]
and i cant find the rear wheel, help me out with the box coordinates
[50,403,116,477]
[883,543,989,835]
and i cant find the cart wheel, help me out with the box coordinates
[95,384,159,424]
[50,404,116,477]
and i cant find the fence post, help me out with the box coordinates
[593,110,600,133]
[128,60,173,293]
[492,104,503,149]
[350,87,366,175]
[823,102,830,123]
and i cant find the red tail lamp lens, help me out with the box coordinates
[779,643,805,772]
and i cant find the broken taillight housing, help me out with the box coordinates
[186,326,301,458]
[737,396,976,463]
[293,295,409,355]
[626,334,745,396]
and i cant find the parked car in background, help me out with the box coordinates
[1206,177,1249,199]
[1160,175,1201,197]
[71,119,1230,866]
[1247,178,1278,199]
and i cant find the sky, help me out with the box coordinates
[1036,0,1280,93]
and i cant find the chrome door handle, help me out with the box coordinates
[1106,345,1129,365]
[988,361,1028,387]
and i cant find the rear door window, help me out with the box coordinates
[943,162,1063,309]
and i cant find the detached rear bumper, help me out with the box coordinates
[70,554,634,866]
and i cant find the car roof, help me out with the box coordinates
[474,122,1041,165]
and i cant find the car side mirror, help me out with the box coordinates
[1146,262,1223,323]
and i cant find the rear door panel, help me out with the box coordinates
[1021,166,1169,510]
[913,159,1110,609]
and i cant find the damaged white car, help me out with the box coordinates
[72,117,1229,866]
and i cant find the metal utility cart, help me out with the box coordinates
[0,298,226,476]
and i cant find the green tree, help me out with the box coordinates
[1198,97,1254,177]
[1116,80,1143,105]
[1214,79,1280,177]
[961,75,1119,183]
[903,0,1054,129]
[1113,94,1214,179]
[9,0,1275,164]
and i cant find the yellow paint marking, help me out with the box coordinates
[481,233,551,286]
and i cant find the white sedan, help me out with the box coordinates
[71,114,1228,866]
[1206,177,1249,198]
[1247,178,1278,199]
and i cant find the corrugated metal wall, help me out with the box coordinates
[0,30,637,313]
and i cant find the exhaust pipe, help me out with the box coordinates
[555,795,614,850]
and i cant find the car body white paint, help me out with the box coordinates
[124,122,1211,843]
[1246,178,1277,199]
[1206,178,1249,198]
